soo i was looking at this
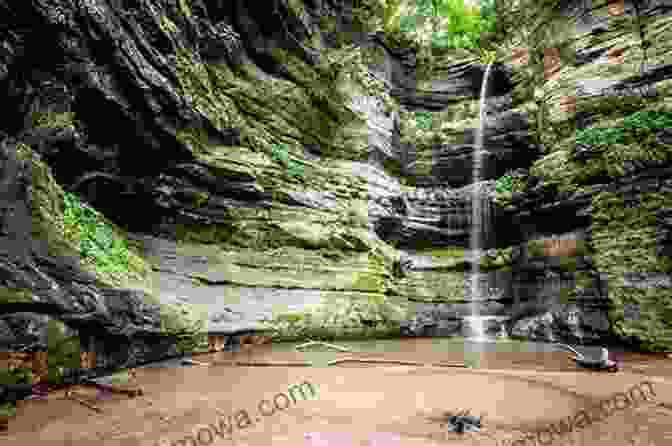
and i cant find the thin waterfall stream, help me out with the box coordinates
[468,62,494,342]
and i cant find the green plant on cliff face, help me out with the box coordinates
[415,110,433,130]
[622,110,672,130]
[31,111,81,130]
[495,170,528,195]
[271,143,305,179]
[495,174,514,194]
[62,191,142,285]
[575,127,626,148]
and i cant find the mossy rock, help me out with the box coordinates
[46,319,81,384]
[418,247,466,259]
[592,190,672,351]
[0,288,33,305]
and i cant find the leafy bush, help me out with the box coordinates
[622,110,672,130]
[414,110,433,130]
[271,143,305,179]
[31,111,81,130]
[428,0,496,50]
[572,111,671,157]
[62,191,141,284]
[495,174,514,193]
[575,127,625,148]
[495,170,528,194]
[395,0,497,51]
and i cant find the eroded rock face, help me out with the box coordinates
[431,110,541,188]
[1,0,671,365]
[0,139,180,373]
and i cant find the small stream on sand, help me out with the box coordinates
[134,338,640,372]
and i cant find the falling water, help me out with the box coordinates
[468,62,494,342]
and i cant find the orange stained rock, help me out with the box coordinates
[608,0,625,16]
[543,238,579,257]
[607,47,626,65]
[208,335,227,352]
[511,47,529,66]
[544,47,562,80]
[79,351,96,370]
[560,95,576,114]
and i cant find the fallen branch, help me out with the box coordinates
[222,361,311,367]
[327,358,466,367]
[555,343,584,358]
[294,341,352,352]
[67,392,103,413]
[214,358,466,368]
[328,358,426,366]
[181,359,211,366]
[81,380,144,397]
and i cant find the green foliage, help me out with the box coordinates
[495,174,514,193]
[394,0,498,51]
[622,110,672,130]
[428,0,495,50]
[575,127,625,147]
[574,111,671,149]
[494,170,528,194]
[62,192,141,284]
[271,143,305,179]
[31,111,81,130]
[414,111,433,130]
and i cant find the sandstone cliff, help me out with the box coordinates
[0,0,670,380]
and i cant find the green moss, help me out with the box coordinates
[0,287,33,305]
[526,240,546,258]
[0,366,33,386]
[159,301,209,355]
[342,200,370,228]
[264,293,409,342]
[174,221,237,245]
[418,247,466,259]
[0,402,17,418]
[592,190,672,352]
[192,190,210,208]
[46,319,81,384]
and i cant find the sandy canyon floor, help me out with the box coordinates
[3,341,672,446]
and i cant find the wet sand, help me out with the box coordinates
[3,340,672,446]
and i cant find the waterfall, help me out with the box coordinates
[468,62,494,342]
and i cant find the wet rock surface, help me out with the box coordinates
[0,0,671,374]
